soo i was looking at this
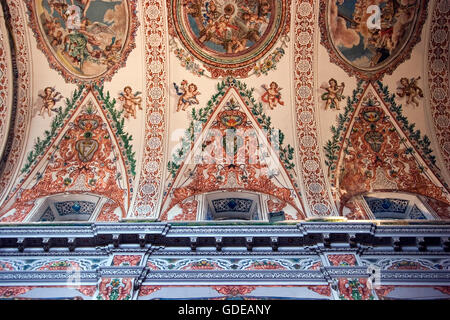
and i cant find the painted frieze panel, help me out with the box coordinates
[138,285,333,300]
[327,254,357,266]
[360,257,450,270]
[26,0,139,83]
[0,257,108,271]
[167,0,291,78]
[112,255,142,266]
[319,0,428,80]
[96,278,133,300]
[146,257,322,270]
[337,278,375,300]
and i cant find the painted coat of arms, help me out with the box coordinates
[27,0,139,83]
[319,0,428,80]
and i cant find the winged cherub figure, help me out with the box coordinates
[38,87,62,117]
[119,86,142,119]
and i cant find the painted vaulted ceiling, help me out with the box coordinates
[0,0,448,223]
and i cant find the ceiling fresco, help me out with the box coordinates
[0,0,448,222]
[319,0,428,80]
[26,0,139,83]
[167,0,290,78]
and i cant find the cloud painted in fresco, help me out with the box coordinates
[103,1,127,35]
[329,0,360,48]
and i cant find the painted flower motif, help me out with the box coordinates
[110,279,121,288]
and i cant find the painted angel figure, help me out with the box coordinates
[261,82,284,110]
[69,0,93,17]
[321,78,345,110]
[397,76,423,106]
[173,80,201,112]
[119,86,142,119]
[38,87,62,118]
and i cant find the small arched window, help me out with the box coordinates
[361,192,436,220]
[27,194,106,222]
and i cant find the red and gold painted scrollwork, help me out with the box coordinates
[11,110,126,220]
[307,285,331,297]
[337,91,449,210]
[96,278,133,300]
[338,278,374,300]
[112,255,142,267]
[138,286,162,297]
[0,286,35,298]
[344,197,369,220]
[327,254,357,267]
[0,202,35,223]
[160,198,199,221]
[374,286,396,299]
[423,197,450,219]
[434,286,450,296]
[96,200,120,222]
[77,286,97,297]
[162,100,304,220]
[0,86,133,222]
[267,198,287,213]
[213,286,257,296]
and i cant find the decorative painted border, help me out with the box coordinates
[318,0,429,81]
[0,7,13,160]
[25,0,140,84]
[132,0,168,218]
[0,0,32,205]
[293,0,335,216]
[428,0,450,175]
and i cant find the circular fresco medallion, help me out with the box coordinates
[27,0,139,83]
[171,0,288,70]
[319,0,428,80]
